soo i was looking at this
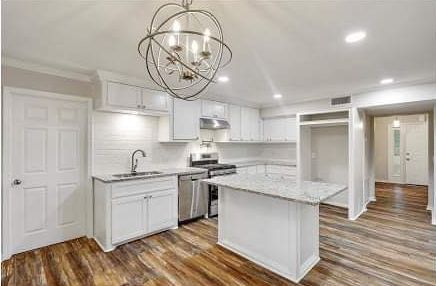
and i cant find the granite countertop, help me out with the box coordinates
[93,167,207,183]
[222,158,297,167]
[201,174,346,205]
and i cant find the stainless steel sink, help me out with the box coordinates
[113,171,163,178]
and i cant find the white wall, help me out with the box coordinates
[349,108,367,219]
[2,66,93,98]
[310,126,349,208]
[261,83,436,118]
[374,114,428,182]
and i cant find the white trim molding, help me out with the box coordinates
[2,57,92,82]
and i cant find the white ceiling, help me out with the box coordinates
[3,0,436,107]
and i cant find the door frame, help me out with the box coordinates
[2,87,93,260]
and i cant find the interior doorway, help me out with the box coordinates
[374,114,429,185]
[363,101,435,225]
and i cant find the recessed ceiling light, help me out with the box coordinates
[273,94,282,99]
[218,76,229,83]
[380,78,394,85]
[345,31,366,43]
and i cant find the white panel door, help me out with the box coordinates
[9,93,87,255]
[173,99,200,140]
[228,105,241,140]
[148,190,176,233]
[107,82,141,109]
[405,123,428,185]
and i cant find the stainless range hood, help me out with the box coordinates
[200,118,231,129]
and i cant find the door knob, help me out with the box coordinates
[12,179,22,185]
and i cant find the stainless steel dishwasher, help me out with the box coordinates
[178,172,209,223]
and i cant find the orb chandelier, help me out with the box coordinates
[138,0,232,101]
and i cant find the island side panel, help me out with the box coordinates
[296,203,320,280]
[218,186,320,282]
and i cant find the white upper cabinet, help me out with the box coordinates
[201,100,228,119]
[173,99,200,140]
[93,70,169,116]
[141,89,169,112]
[241,107,260,141]
[285,117,297,141]
[263,117,297,142]
[107,82,142,109]
[228,105,241,141]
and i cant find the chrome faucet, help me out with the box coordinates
[131,149,146,174]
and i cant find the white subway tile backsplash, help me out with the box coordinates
[92,111,296,175]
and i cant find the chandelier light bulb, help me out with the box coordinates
[172,20,181,45]
[168,35,176,47]
[172,20,181,32]
[191,40,199,62]
[203,28,210,52]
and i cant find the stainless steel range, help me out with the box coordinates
[190,153,236,217]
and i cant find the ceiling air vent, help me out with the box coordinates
[331,96,351,106]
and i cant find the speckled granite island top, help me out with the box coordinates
[202,174,347,205]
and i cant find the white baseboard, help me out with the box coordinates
[349,207,367,221]
[369,196,376,202]
[427,205,433,211]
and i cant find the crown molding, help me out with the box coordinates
[2,57,92,82]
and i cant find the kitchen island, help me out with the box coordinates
[202,174,346,283]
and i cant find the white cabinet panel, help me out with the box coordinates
[111,195,146,244]
[201,100,228,119]
[263,118,285,141]
[263,117,297,142]
[241,107,260,141]
[241,107,251,141]
[142,89,169,111]
[173,99,200,140]
[285,117,297,141]
[107,82,141,109]
[228,105,241,141]
[148,190,177,233]
[250,108,261,141]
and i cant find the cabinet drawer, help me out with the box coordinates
[111,177,176,199]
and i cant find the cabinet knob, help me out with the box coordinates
[137,104,141,108]
[13,179,22,186]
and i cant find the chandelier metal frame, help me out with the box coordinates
[138,0,232,101]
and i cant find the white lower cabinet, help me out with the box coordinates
[112,194,147,244]
[93,176,178,251]
[148,190,177,233]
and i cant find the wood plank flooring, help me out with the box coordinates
[2,183,435,285]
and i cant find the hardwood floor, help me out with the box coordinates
[2,183,435,285]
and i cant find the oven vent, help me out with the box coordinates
[331,96,351,106]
